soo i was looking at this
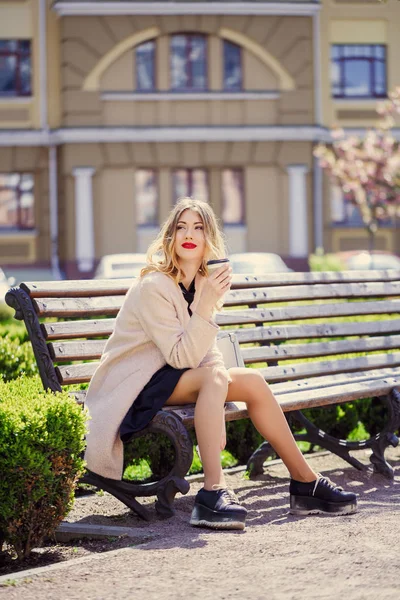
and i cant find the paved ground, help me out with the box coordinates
[1,447,399,600]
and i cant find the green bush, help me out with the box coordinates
[309,248,345,272]
[0,376,87,560]
[0,302,14,322]
[0,335,37,382]
[0,320,29,343]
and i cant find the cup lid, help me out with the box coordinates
[207,258,229,265]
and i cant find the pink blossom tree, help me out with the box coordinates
[314,86,400,252]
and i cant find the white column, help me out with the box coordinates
[286,164,309,258]
[73,167,96,272]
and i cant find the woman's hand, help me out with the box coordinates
[195,264,232,321]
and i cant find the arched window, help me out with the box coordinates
[136,40,156,91]
[170,34,207,91]
[223,41,242,91]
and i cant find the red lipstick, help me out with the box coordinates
[182,243,197,249]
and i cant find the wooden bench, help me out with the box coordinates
[6,270,400,521]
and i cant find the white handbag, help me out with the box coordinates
[216,331,244,369]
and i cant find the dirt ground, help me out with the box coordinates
[1,447,400,600]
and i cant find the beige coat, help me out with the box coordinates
[84,271,231,479]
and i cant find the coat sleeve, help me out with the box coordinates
[136,277,220,369]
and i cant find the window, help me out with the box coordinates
[223,41,242,91]
[331,44,386,99]
[136,40,155,91]
[0,40,31,97]
[135,170,158,226]
[0,174,34,230]
[172,169,208,203]
[331,185,393,227]
[222,169,245,225]
[170,35,207,91]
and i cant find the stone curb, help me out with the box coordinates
[53,522,159,543]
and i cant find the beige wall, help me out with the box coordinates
[61,14,314,127]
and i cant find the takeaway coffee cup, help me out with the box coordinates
[207,258,230,273]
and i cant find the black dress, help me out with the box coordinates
[119,278,196,443]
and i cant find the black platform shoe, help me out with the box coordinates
[290,474,357,516]
[190,487,247,530]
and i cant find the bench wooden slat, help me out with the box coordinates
[56,362,99,385]
[21,270,400,297]
[169,372,400,426]
[232,318,400,343]
[34,296,124,318]
[269,367,400,394]
[35,294,400,322]
[259,352,400,382]
[21,279,134,298]
[69,366,400,406]
[224,281,400,307]
[42,319,116,340]
[231,270,400,288]
[217,299,400,326]
[241,335,400,363]
[40,307,400,344]
[57,351,400,386]
[51,332,400,363]
[40,304,400,343]
[49,339,106,361]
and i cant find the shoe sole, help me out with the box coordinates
[190,517,246,530]
[290,496,357,516]
[190,503,246,531]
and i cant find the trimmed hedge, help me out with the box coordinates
[0,376,87,560]
[0,335,37,382]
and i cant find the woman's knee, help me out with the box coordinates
[199,366,229,396]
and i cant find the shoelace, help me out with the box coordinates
[314,473,344,495]
[211,485,240,504]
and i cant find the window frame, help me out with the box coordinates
[221,168,246,226]
[223,40,242,92]
[0,40,32,97]
[0,173,35,231]
[170,33,208,92]
[135,168,159,227]
[135,39,156,92]
[331,44,387,100]
[172,168,209,203]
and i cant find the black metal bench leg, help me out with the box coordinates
[368,389,400,479]
[146,412,193,518]
[247,441,276,477]
[81,411,193,520]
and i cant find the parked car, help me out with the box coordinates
[229,252,292,274]
[0,268,15,305]
[94,253,148,279]
[335,250,400,271]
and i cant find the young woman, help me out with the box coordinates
[84,198,357,530]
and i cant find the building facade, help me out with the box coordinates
[0,0,399,278]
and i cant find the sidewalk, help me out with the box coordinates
[1,448,399,600]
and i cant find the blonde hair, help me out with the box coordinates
[140,197,227,284]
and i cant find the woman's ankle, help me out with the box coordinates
[289,468,318,483]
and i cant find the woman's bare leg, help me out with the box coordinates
[166,367,229,490]
[226,368,317,482]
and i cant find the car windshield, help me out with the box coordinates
[230,255,288,274]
